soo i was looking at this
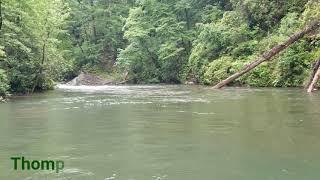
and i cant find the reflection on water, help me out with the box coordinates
[1,85,320,180]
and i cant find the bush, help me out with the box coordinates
[273,42,311,87]
[203,56,233,85]
[188,10,251,83]
[0,69,9,97]
[241,63,276,87]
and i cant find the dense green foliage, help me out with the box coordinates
[0,69,9,96]
[118,0,191,83]
[0,0,320,96]
[0,0,71,94]
[67,0,134,71]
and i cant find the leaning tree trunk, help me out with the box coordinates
[213,21,320,89]
[306,57,320,89]
[307,58,320,93]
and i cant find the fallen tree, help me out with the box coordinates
[306,57,320,89]
[307,57,320,93]
[213,21,320,89]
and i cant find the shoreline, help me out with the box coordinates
[2,84,315,99]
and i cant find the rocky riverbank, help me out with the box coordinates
[65,72,127,86]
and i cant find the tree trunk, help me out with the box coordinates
[31,30,51,93]
[306,57,320,89]
[307,65,320,93]
[184,8,192,53]
[90,0,97,42]
[213,21,320,89]
[0,0,3,31]
[31,43,46,93]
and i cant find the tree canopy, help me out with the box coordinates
[0,0,319,96]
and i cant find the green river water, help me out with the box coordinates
[1,85,320,180]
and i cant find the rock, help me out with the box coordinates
[185,81,195,85]
[66,72,114,86]
[0,96,6,103]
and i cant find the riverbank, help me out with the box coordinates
[0,96,6,102]
[65,71,128,86]
[1,75,318,103]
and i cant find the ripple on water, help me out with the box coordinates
[56,85,190,96]
[50,85,211,110]
[22,168,94,180]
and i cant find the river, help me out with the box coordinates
[1,85,320,180]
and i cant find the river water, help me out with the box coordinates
[1,85,320,180]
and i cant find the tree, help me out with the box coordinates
[213,21,320,89]
[118,0,189,83]
[0,0,71,94]
[30,0,70,92]
[67,0,133,71]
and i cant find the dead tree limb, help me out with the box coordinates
[307,57,320,93]
[306,57,320,89]
[307,67,320,93]
[213,21,320,89]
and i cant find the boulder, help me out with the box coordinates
[66,72,114,86]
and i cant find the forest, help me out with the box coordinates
[0,0,320,98]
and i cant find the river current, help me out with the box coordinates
[1,85,320,180]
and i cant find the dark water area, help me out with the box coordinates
[1,85,320,180]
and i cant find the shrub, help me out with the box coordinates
[203,56,233,85]
[0,69,9,97]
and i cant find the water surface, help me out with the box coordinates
[1,85,320,180]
